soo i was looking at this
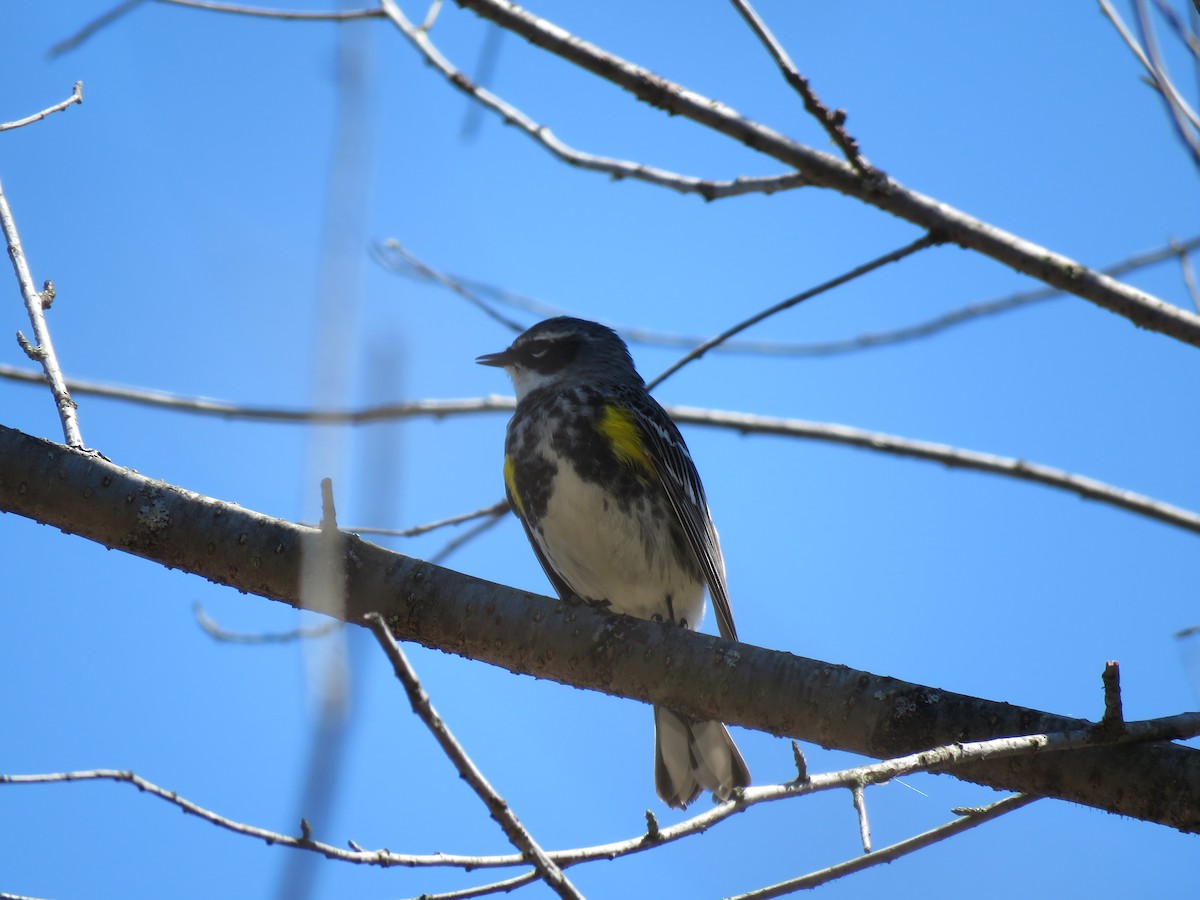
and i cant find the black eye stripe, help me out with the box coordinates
[517,335,580,371]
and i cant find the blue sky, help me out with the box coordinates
[2,2,1198,898]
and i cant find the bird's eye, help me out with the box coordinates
[527,342,550,359]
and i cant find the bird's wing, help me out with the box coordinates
[629,394,738,642]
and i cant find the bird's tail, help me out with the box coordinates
[653,706,751,809]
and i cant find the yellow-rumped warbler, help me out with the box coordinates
[477,316,750,808]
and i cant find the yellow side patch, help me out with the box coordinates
[597,404,656,475]
[503,455,526,517]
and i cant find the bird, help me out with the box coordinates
[477,316,750,808]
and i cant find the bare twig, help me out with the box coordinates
[378,0,807,201]
[396,872,541,900]
[646,233,939,389]
[850,783,871,853]
[0,180,85,448]
[158,0,381,21]
[429,507,507,564]
[1101,0,1200,127]
[1134,0,1200,167]
[671,404,1200,536]
[376,235,1200,356]
[376,239,524,332]
[52,0,381,57]
[1176,240,1200,311]
[728,795,1037,899]
[0,82,84,131]
[451,0,1200,347]
[1100,0,1200,168]
[728,0,872,174]
[0,367,521,422]
[3,367,1197,537]
[363,613,583,900]
[3,708,1196,886]
[337,501,509,539]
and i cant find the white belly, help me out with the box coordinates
[533,459,707,630]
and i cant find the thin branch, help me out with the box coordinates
[1,180,85,448]
[193,602,342,644]
[850,783,871,853]
[1134,0,1200,167]
[363,613,583,900]
[451,0,1200,348]
[1100,0,1197,119]
[49,0,146,57]
[729,795,1037,899]
[375,235,1200,356]
[646,233,939,389]
[338,501,509,539]
[1176,239,1200,311]
[670,404,1200,536]
[429,507,507,564]
[1100,0,1200,169]
[728,0,872,174]
[1151,0,1200,58]
[397,872,540,900]
[789,234,1200,355]
[0,367,520,422]
[51,0,381,57]
[4,711,1190,882]
[375,240,524,332]
[0,82,84,131]
[157,0,382,22]
[378,0,807,201]
[3,368,1196,537]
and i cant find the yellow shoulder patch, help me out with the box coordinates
[597,404,656,475]
[504,455,526,517]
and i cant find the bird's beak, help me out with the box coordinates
[476,349,512,368]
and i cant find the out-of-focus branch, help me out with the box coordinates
[51,0,382,57]
[375,235,1200,355]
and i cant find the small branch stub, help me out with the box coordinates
[1101,660,1125,734]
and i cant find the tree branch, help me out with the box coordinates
[449,0,1200,348]
[365,613,582,899]
[728,0,871,174]
[1,181,84,448]
[374,234,1200,356]
[729,795,1037,899]
[3,372,1196,536]
[378,0,808,202]
[2,425,1198,831]
[0,82,84,131]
